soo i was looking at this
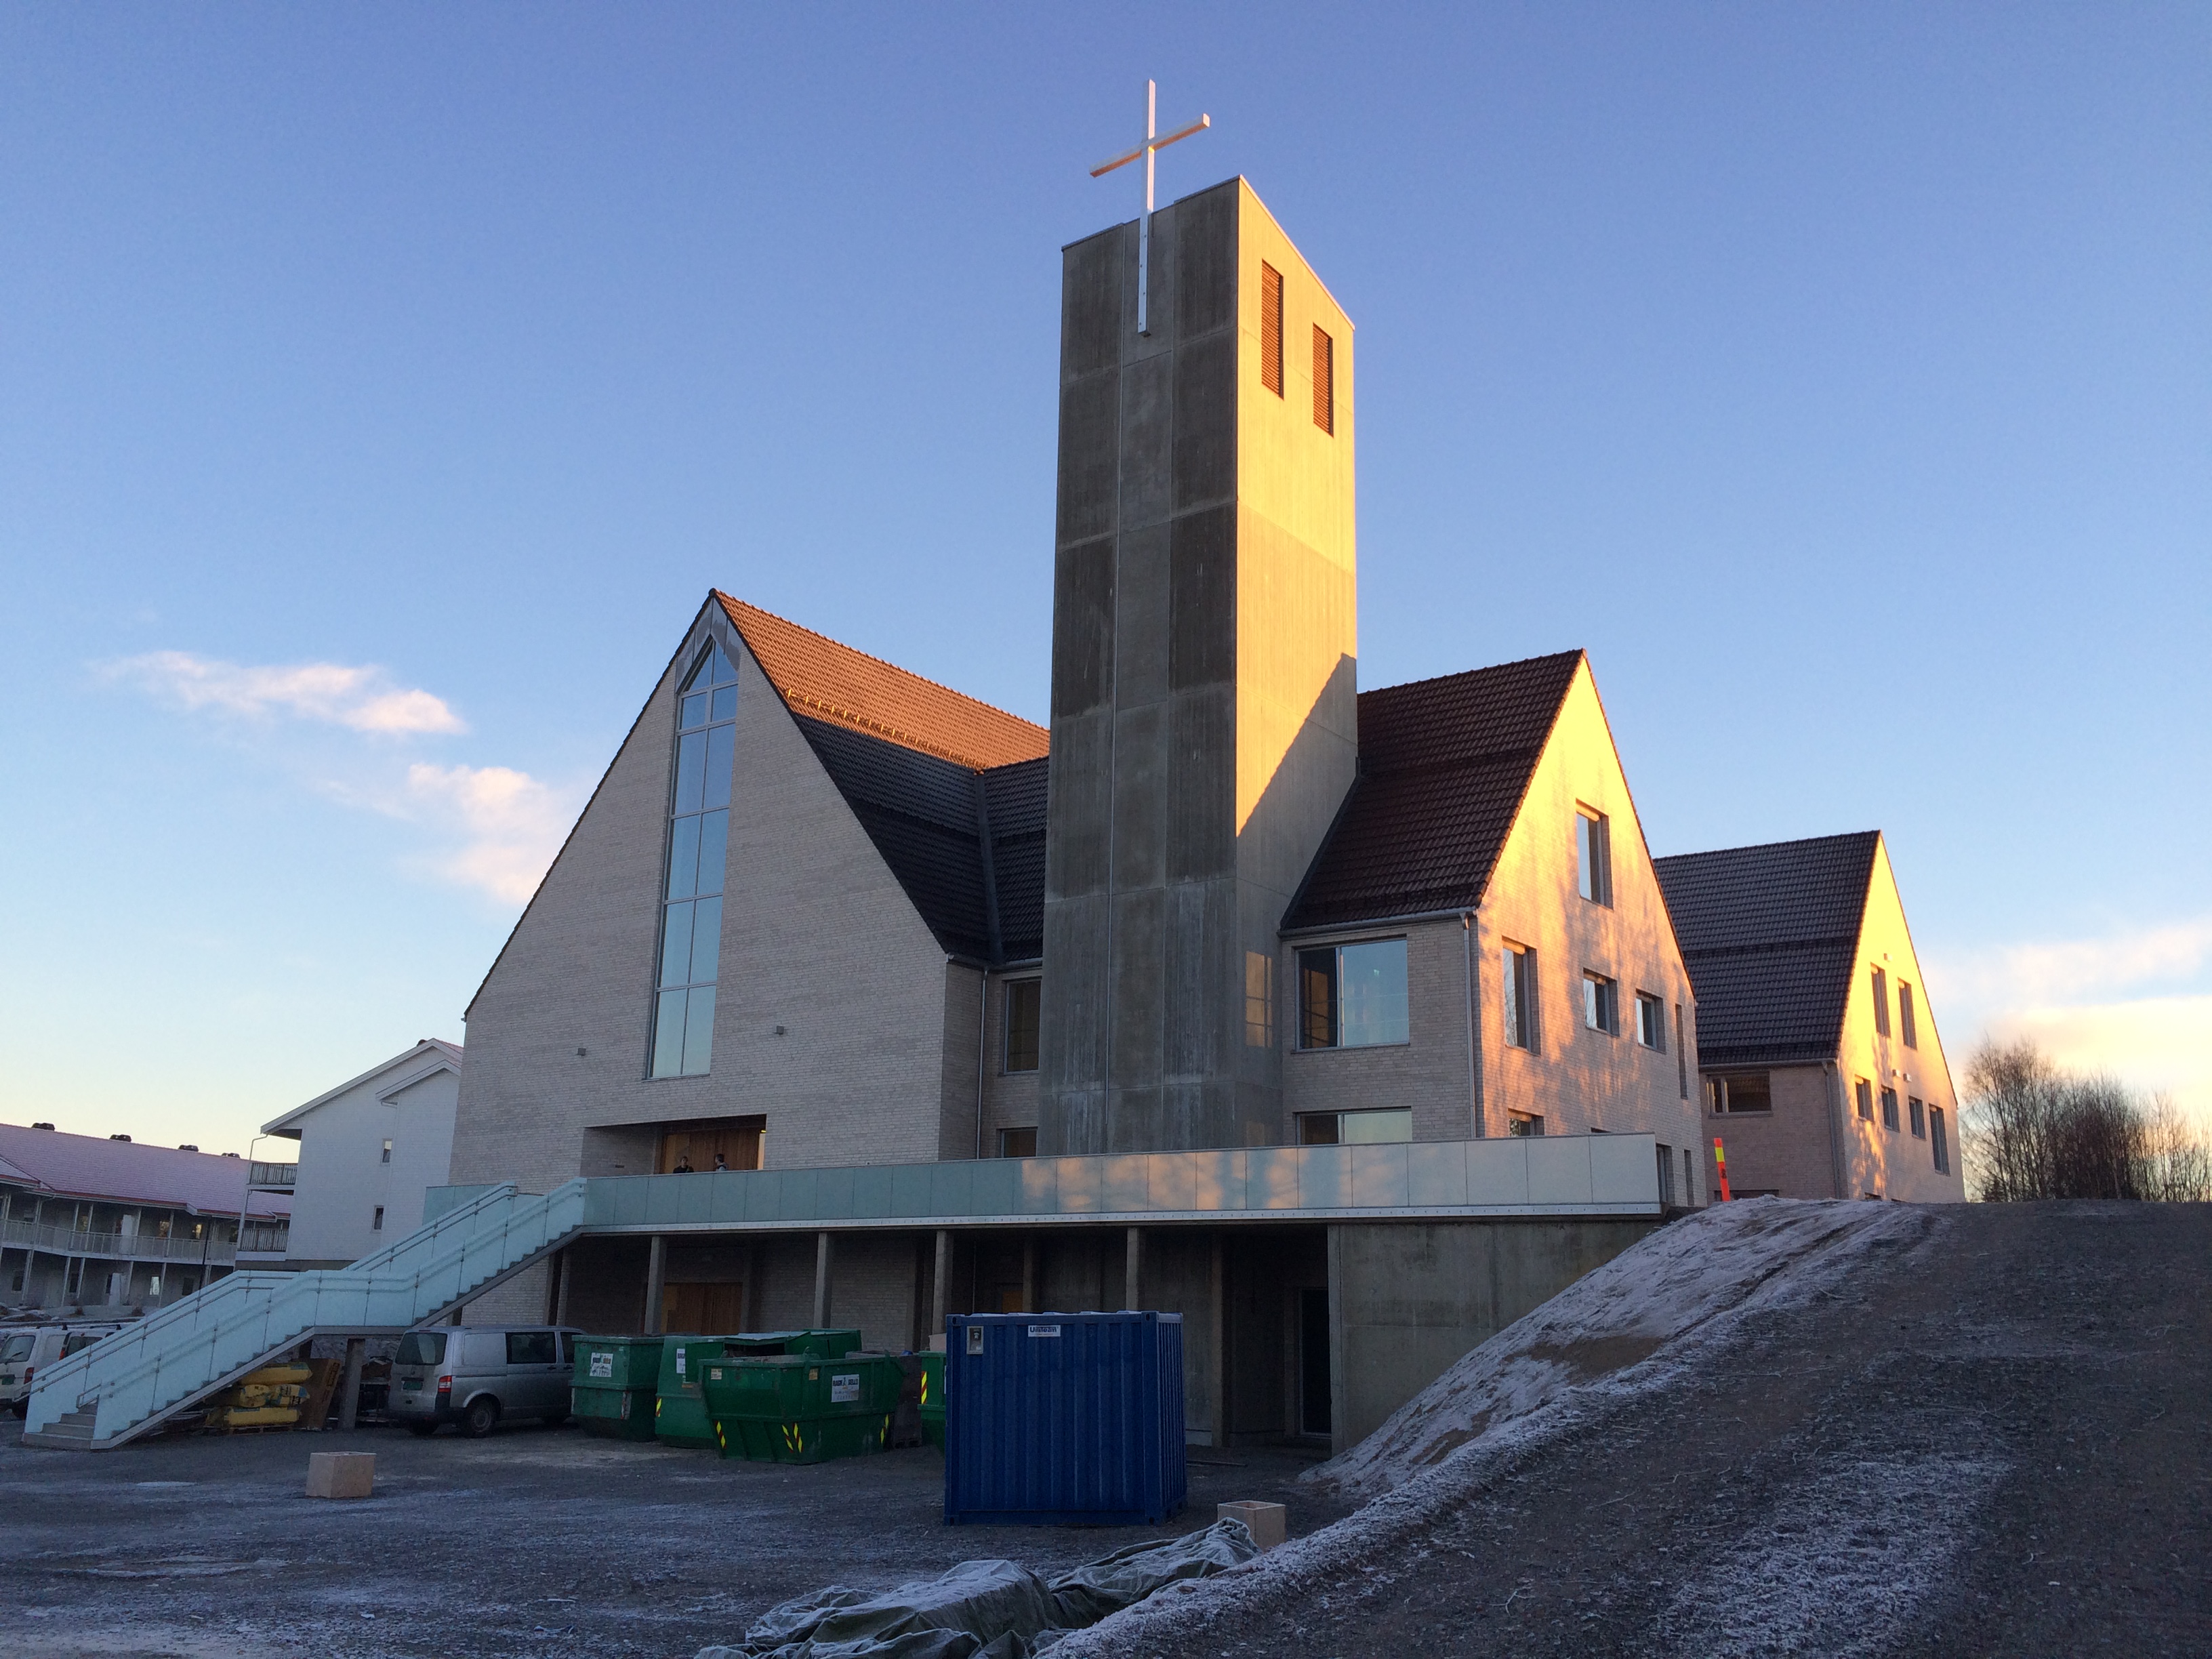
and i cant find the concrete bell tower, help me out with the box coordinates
[1039,178,1358,1155]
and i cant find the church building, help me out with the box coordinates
[447,179,1707,1450]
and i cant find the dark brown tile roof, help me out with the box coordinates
[718,594,1048,771]
[1283,651,1586,931]
[1653,832,1879,1068]
[790,718,1046,966]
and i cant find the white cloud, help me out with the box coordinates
[1929,916,2212,1126]
[395,762,579,905]
[106,650,466,735]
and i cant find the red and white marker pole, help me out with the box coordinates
[1713,1136,1732,1202]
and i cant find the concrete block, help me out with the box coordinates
[305,1452,375,1500]
[1218,1499,1286,1550]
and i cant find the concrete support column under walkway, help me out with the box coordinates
[337,1336,365,1432]
[1021,1235,1037,1315]
[644,1235,666,1334]
[813,1231,834,1327]
[1124,1226,1142,1311]
[931,1230,949,1337]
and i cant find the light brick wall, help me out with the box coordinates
[1702,1064,1842,1197]
[1277,662,1702,1191]
[451,608,963,1201]
[1833,836,1967,1203]
[1280,918,1477,1141]
[979,970,1043,1155]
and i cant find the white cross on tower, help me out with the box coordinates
[1091,80,1210,336]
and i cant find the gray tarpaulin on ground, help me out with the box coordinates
[694,1519,1259,1659]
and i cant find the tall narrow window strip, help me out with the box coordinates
[1675,1004,1689,1097]
[1502,945,1536,1050]
[651,642,739,1078]
[1931,1107,1950,1174]
[1900,983,1919,1048]
[1576,810,1612,905]
[1856,1078,1875,1120]
[1311,325,1334,433]
[1872,966,1891,1036]
[1004,981,1041,1073]
[1260,263,1284,396]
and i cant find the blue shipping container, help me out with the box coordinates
[943,1311,1185,1525]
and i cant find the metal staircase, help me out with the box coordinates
[22,1179,587,1451]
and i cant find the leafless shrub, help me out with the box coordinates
[1963,1038,2212,1202]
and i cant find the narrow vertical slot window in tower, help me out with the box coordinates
[1311,325,1334,433]
[1261,262,1284,396]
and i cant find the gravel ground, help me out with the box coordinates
[0,1420,1341,1658]
[1065,1201,2212,1658]
[8,1202,2204,1659]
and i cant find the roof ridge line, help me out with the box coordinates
[715,591,1048,743]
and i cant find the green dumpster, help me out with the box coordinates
[701,1351,905,1465]
[571,1334,665,1441]
[917,1349,945,1450]
[656,1330,865,1448]
[654,1334,731,1448]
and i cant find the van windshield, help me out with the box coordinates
[396,1332,447,1367]
[0,1334,33,1364]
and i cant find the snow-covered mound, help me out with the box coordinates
[1311,1197,1921,1502]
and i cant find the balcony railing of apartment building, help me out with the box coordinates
[0,1218,242,1266]
[246,1162,298,1191]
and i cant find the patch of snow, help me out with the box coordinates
[1654,1440,2006,1657]
[1317,1197,1927,1502]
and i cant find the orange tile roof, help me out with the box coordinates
[715,593,1049,771]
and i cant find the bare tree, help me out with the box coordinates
[1962,1038,2212,1202]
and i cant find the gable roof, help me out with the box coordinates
[1284,651,1586,931]
[1652,832,1880,1068]
[718,594,1048,771]
[260,1038,463,1137]
[0,1124,287,1217]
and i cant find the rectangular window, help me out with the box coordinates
[1576,809,1613,905]
[380,1138,392,1165]
[1675,1004,1689,1097]
[1657,1145,1676,1205]
[371,1206,384,1232]
[1506,1110,1544,1137]
[1582,972,1619,1036]
[1004,980,1041,1072]
[1635,992,1666,1050]
[1311,325,1334,433]
[1260,262,1284,396]
[1899,982,1919,1048]
[1871,966,1891,1037]
[651,641,739,1078]
[1296,939,1409,1048]
[1296,1109,1413,1146]
[1501,943,1537,1050]
[1880,1087,1900,1132]
[998,1126,1037,1159]
[1713,1073,1771,1113]
[1931,1107,1950,1174]
[1856,1078,1875,1120]
[1909,1096,1927,1138]
[506,1330,556,1366]
[1683,1147,1696,1204]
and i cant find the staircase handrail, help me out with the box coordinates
[28,1180,585,1438]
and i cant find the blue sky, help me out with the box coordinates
[3,3,2206,1153]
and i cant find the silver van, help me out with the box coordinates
[1,1325,121,1416]
[390,1326,581,1437]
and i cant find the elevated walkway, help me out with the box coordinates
[22,1180,586,1451]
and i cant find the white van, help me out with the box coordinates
[390,1326,581,1438]
[0,1325,122,1416]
